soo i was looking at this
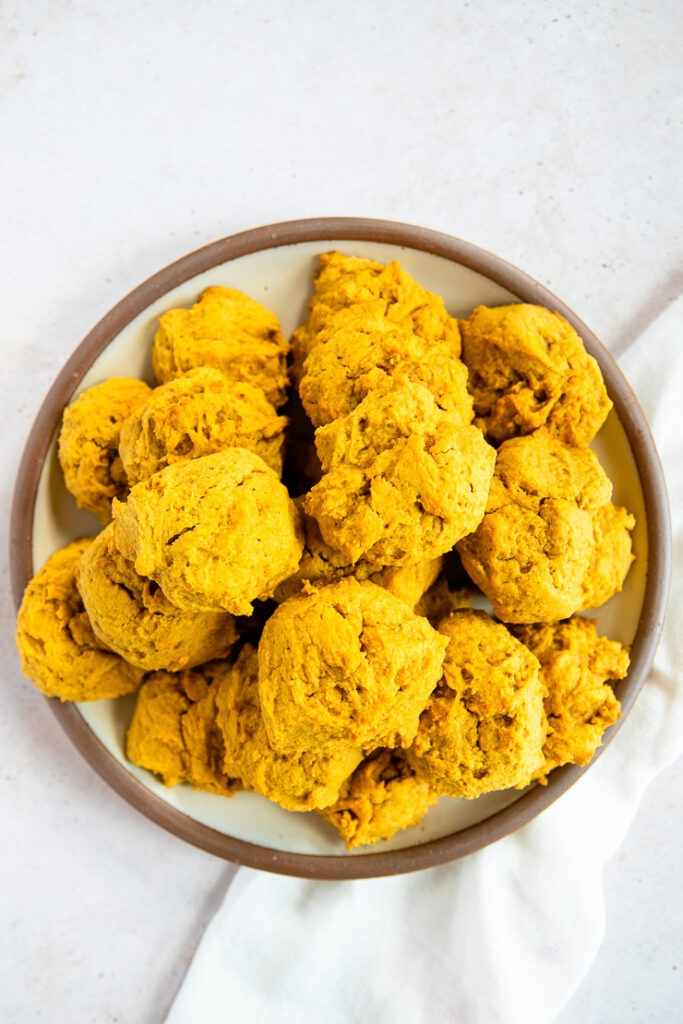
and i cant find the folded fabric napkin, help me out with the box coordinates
[166,297,682,1024]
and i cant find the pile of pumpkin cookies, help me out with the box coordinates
[16,254,634,849]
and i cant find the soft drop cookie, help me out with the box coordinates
[304,382,495,566]
[113,449,304,616]
[78,524,238,672]
[16,539,144,701]
[153,286,289,407]
[119,367,288,483]
[214,645,363,812]
[126,668,240,796]
[58,377,152,523]
[407,609,545,797]
[460,303,612,446]
[512,616,627,782]
[291,251,461,380]
[258,578,448,753]
[299,310,472,427]
[319,748,437,849]
[457,433,625,623]
[582,503,635,609]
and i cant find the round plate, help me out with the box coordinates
[10,218,672,879]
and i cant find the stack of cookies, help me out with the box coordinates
[15,254,634,849]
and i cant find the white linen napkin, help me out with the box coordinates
[165,298,683,1024]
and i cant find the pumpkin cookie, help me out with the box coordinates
[126,668,240,796]
[153,286,289,407]
[305,382,495,566]
[413,576,475,627]
[113,449,303,615]
[119,367,287,483]
[273,501,442,607]
[458,433,619,623]
[299,309,471,427]
[512,617,627,782]
[16,538,144,701]
[582,503,635,609]
[319,748,437,849]
[58,377,152,523]
[460,303,611,446]
[291,251,461,380]
[258,578,448,753]
[408,609,545,797]
[214,645,362,812]
[78,524,238,672]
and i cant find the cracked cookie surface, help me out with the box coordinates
[457,433,621,623]
[305,382,495,566]
[78,524,238,672]
[153,286,289,407]
[319,748,437,849]
[58,377,152,523]
[407,609,545,797]
[460,303,611,446]
[119,367,288,483]
[126,667,241,796]
[581,503,635,609]
[299,309,471,427]
[16,538,144,701]
[273,500,442,607]
[214,645,363,812]
[258,578,448,753]
[113,448,303,615]
[512,617,626,781]
[291,251,461,381]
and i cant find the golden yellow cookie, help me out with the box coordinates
[213,645,363,812]
[273,501,442,606]
[126,668,240,795]
[153,286,289,407]
[58,377,152,523]
[15,538,144,702]
[78,524,238,672]
[458,433,615,623]
[582,503,635,609]
[460,303,612,445]
[319,749,437,849]
[299,310,472,427]
[512,617,627,782]
[291,251,461,380]
[304,383,495,566]
[412,576,475,627]
[407,610,545,797]
[113,449,304,615]
[258,578,449,753]
[119,367,288,483]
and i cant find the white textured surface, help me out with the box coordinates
[0,2,680,1022]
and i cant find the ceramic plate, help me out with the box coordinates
[10,218,671,878]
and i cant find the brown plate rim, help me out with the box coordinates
[9,216,672,880]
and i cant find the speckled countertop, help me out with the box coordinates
[1,2,681,1021]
